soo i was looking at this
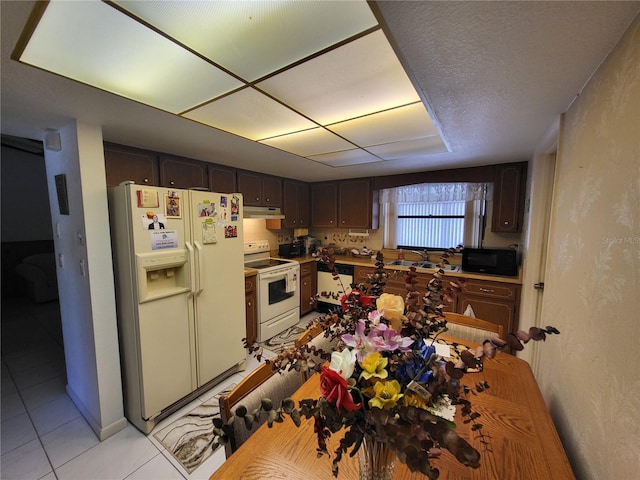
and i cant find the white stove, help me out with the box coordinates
[244,240,297,270]
[244,241,300,342]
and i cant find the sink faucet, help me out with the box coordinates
[410,249,429,261]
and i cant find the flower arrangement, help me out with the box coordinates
[239,248,559,479]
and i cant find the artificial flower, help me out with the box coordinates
[340,289,375,312]
[403,390,429,409]
[319,365,361,412]
[329,348,357,380]
[359,352,388,380]
[368,379,404,409]
[376,293,407,330]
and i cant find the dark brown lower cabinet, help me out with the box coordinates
[245,275,257,345]
[299,262,317,316]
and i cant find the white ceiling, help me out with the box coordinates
[2,1,638,182]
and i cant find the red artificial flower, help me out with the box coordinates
[340,289,376,312]
[319,366,361,412]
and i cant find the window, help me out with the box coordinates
[380,183,488,250]
[396,201,466,250]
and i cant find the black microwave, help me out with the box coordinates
[462,248,518,277]
[278,242,304,258]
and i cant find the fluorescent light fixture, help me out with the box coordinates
[15,0,448,164]
[257,30,420,125]
[368,136,449,160]
[113,0,378,82]
[19,1,242,114]
[328,103,439,147]
[184,87,317,141]
[307,149,382,167]
[260,128,354,157]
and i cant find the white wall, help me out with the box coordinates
[535,16,640,479]
[43,121,126,440]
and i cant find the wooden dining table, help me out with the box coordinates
[209,338,575,480]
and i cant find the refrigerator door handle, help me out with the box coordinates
[185,241,197,295]
[194,241,204,295]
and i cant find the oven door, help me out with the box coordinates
[257,264,300,324]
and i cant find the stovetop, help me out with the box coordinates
[244,258,293,270]
[243,240,298,272]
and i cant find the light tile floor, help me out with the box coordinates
[1,297,317,480]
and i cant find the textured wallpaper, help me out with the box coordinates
[536,15,640,480]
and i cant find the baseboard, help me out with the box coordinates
[66,384,128,441]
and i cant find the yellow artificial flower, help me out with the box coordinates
[403,391,428,409]
[359,352,388,380]
[376,293,407,331]
[368,380,403,409]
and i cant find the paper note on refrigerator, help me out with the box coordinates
[202,218,217,244]
[151,230,178,250]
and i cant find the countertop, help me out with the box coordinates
[285,253,523,285]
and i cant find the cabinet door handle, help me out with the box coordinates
[170,181,175,186]
[143,178,149,183]
[479,287,495,293]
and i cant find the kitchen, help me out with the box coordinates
[1,2,639,480]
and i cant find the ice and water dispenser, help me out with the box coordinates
[135,251,190,303]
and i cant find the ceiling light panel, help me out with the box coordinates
[183,88,316,140]
[368,136,449,160]
[19,1,242,114]
[257,30,421,125]
[328,103,440,147]
[114,0,378,82]
[260,128,354,157]
[308,149,382,167]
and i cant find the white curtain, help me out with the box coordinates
[380,183,488,249]
[380,182,489,204]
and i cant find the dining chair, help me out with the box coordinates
[294,320,341,379]
[443,312,504,344]
[218,361,305,457]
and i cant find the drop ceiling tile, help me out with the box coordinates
[257,30,421,125]
[259,128,354,157]
[328,103,440,147]
[19,1,242,114]
[308,149,382,167]
[368,136,449,160]
[115,0,377,82]
[183,88,316,141]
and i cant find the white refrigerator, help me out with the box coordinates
[108,182,246,433]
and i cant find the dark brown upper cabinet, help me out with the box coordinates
[492,162,527,233]
[237,170,282,207]
[282,180,309,228]
[104,143,159,187]
[208,164,237,194]
[338,178,376,229]
[310,181,338,227]
[159,155,208,190]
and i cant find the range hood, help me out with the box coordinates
[243,206,285,220]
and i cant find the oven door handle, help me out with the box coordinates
[260,269,294,281]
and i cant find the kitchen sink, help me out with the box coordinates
[386,259,428,267]
[386,259,460,272]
